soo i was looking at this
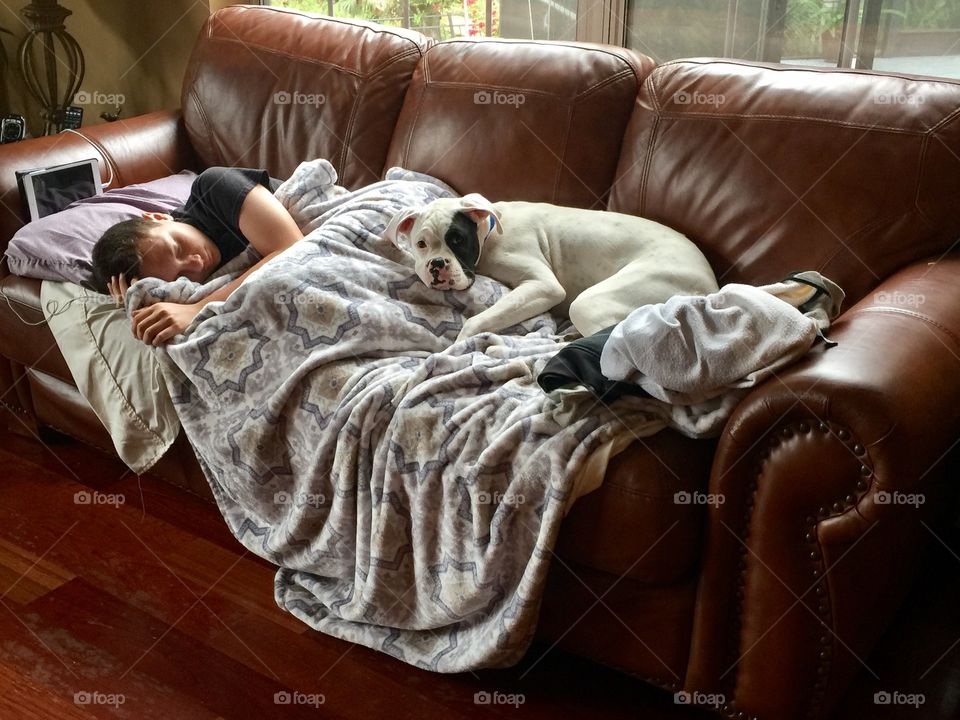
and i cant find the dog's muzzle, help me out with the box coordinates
[428,257,452,287]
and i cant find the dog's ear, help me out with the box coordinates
[459,193,503,236]
[383,208,420,252]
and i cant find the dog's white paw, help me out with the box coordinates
[456,318,484,343]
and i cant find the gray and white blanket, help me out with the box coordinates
[127,160,646,672]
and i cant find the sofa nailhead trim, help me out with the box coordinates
[723,418,874,720]
[0,399,33,419]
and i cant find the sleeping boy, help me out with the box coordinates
[91,166,303,346]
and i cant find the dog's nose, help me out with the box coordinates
[427,257,451,287]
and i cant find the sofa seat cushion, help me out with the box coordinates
[555,430,717,585]
[0,274,72,384]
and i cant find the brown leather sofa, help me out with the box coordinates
[2,6,960,719]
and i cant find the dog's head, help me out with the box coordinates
[384,193,502,290]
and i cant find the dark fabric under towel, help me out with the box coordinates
[537,325,650,403]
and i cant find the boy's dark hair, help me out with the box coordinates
[90,217,154,293]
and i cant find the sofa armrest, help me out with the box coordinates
[0,109,200,276]
[686,255,960,720]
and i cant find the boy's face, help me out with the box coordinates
[136,213,220,283]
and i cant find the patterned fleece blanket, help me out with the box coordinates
[127,159,645,672]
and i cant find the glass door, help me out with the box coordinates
[623,0,960,79]
[857,0,960,78]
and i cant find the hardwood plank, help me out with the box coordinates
[0,660,98,720]
[0,449,287,620]
[108,473,258,559]
[0,591,220,719]
[25,577,377,720]
[0,535,76,605]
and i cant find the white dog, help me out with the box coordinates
[384,194,718,342]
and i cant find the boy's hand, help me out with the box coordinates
[108,273,139,307]
[131,302,201,346]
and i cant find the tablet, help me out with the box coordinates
[17,158,102,221]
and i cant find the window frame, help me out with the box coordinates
[260,0,958,79]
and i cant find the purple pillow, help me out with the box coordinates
[3,170,196,286]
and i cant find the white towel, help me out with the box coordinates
[599,272,845,406]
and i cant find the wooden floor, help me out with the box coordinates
[0,416,958,719]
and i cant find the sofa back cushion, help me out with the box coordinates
[610,59,960,304]
[385,39,656,208]
[181,7,430,189]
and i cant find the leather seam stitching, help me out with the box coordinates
[339,83,365,177]
[654,112,925,134]
[639,72,662,217]
[852,306,960,352]
[188,88,221,166]
[366,46,424,78]
[817,208,920,277]
[202,36,366,78]
[400,78,429,170]
[574,68,636,100]
[417,79,578,98]
[554,103,573,202]
[655,57,960,87]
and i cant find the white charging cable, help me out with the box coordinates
[0,126,119,323]
[61,127,115,189]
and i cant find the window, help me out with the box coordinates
[266,0,960,79]
[623,0,960,79]
[267,0,579,41]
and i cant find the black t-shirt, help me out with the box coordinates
[171,167,280,271]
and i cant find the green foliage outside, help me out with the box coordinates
[269,0,497,38]
[898,0,960,29]
[785,0,960,59]
[783,0,844,58]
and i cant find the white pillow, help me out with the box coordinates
[41,279,180,473]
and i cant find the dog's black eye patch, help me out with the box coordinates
[446,211,480,271]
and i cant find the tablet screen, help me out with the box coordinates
[20,159,102,220]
